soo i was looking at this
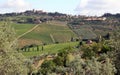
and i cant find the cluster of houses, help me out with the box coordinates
[84,17,106,21]
[69,16,107,29]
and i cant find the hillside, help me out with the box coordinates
[21,42,78,57]
[68,15,120,40]
[0,10,120,75]
[1,11,120,48]
[8,21,76,47]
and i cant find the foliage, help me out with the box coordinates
[53,56,65,66]
[53,46,74,66]
[101,44,111,53]
[37,41,116,75]
[111,31,120,75]
[81,42,113,59]
[65,53,74,66]
[40,60,56,75]
[81,43,99,59]
[0,23,28,75]
[69,55,116,75]
[21,42,78,57]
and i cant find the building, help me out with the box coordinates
[84,17,106,21]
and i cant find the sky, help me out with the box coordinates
[0,0,120,16]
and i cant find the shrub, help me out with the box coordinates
[69,56,116,75]
[40,60,56,74]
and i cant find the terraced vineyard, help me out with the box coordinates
[69,23,116,39]
[71,25,97,39]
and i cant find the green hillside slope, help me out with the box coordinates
[10,21,77,47]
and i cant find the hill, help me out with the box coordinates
[1,10,120,47]
[9,21,77,47]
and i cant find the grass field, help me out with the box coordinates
[1,21,76,47]
[21,42,79,57]
[22,23,76,42]
[0,21,78,58]
[15,22,77,46]
[10,23,35,36]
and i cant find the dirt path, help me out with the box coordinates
[50,34,55,43]
[35,59,45,69]
[34,56,55,69]
[17,24,39,39]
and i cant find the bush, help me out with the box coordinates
[53,56,65,66]
[81,44,96,59]
[40,60,56,74]
[69,56,116,75]
[101,45,111,53]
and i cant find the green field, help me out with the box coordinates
[21,42,79,57]
[22,23,76,43]
[11,22,76,46]
[0,20,76,47]
[11,23,35,36]
[9,21,78,57]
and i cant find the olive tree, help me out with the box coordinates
[69,55,116,75]
[0,23,28,75]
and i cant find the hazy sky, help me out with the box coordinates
[0,0,120,16]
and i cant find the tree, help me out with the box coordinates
[69,55,116,75]
[37,45,39,51]
[81,44,96,59]
[53,46,74,66]
[40,60,56,75]
[114,41,120,75]
[0,23,28,75]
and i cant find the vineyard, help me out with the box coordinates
[9,21,77,47]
